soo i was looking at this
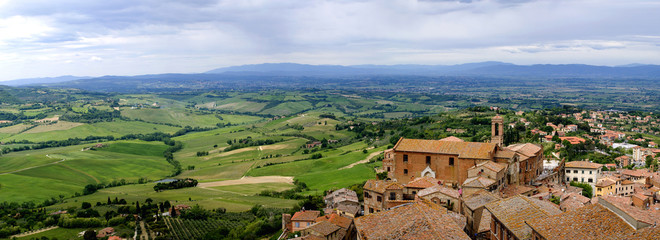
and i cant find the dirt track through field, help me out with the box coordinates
[197,176,294,188]
[0,155,66,175]
[338,150,381,170]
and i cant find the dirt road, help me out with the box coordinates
[197,176,294,188]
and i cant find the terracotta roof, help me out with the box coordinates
[596,179,616,188]
[406,176,439,189]
[560,197,586,212]
[394,138,496,159]
[527,204,635,240]
[493,149,516,159]
[363,179,404,193]
[292,210,321,221]
[307,221,341,236]
[354,201,470,240]
[478,210,492,233]
[325,188,358,203]
[565,161,602,169]
[485,195,562,239]
[599,196,660,225]
[462,176,496,188]
[621,180,634,185]
[501,184,535,198]
[624,225,660,240]
[439,136,464,142]
[315,213,353,230]
[471,160,506,173]
[560,192,590,204]
[463,190,500,210]
[335,204,361,216]
[505,143,542,158]
[417,185,460,199]
[622,169,651,178]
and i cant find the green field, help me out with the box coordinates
[44,182,299,212]
[10,227,87,240]
[0,141,173,203]
[1,121,180,142]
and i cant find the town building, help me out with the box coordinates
[485,195,562,240]
[386,116,543,187]
[564,161,602,187]
[415,184,460,212]
[290,210,321,232]
[462,190,501,239]
[323,188,360,217]
[354,200,470,240]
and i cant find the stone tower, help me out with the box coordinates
[491,115,504,147]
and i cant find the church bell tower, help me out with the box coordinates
[491,115,504,147]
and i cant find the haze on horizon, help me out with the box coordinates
[1,0,659,81]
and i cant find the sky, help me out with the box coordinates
[0,0,659,81]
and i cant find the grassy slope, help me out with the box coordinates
[2,121,180,142]
[0,141,172,203]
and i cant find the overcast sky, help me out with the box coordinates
[1,0,659,81]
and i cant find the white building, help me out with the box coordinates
[565,161,602,188]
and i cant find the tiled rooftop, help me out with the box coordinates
[463,190,500,210]
[527,203,635,240]
[363,179,404,193]
[565,161,602,169]
[405,176,439,189]
[505,143,542,158]
[354,201,470,240]
[307,221,341,236]
[292,210,321,221]
[394,138,496,159]
[417,185,460,199]
[600,196,660,225]
[485,195,562,239]
[462,176,496,188]
[439,136,464,142]
[622,169,652,178]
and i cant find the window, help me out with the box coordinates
[365,192,370,198]
[387,167,390,171]
[377,196,382,202]
[566,177,570,182]
[403,154,408,163]
[390,192,396,200]
[573,170,578,173]
[566,170,570,173]
[412,191,417,194]
[426,156,431,165]
[369,208,374,213]
[404,169,408,175]
[588,178,593,183]
[590,171,592,174]
[295,222,300,228]
[581,178,584,182]
[582,170,584,174]
[449,157,455,166]
[573,177,578,181]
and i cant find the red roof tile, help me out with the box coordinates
[355,201,470,240]
[394,138,496,159]
[527,204,635,240]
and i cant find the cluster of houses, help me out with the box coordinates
[280,116,660,239]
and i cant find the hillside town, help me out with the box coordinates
[280,115,660,240]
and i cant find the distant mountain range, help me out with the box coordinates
[3,62,660,88]
[206,62,660,78]
[0,75,90,86]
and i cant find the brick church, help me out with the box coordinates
[382,115,543,188]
